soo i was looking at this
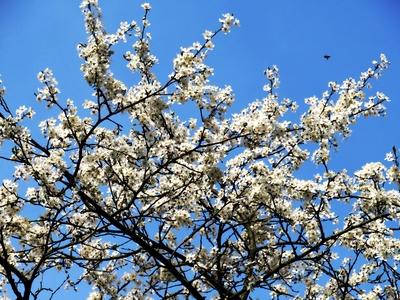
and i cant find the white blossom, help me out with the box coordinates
[0,1,396,299]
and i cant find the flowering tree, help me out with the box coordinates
[0,1,398,299]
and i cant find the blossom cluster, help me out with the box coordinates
[0,1,398,300]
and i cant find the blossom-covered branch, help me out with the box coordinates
[0,1,398,299]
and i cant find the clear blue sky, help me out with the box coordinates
[0,0,400,298]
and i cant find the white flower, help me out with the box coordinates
[219,13,239,33]
[141,2,151,10]
[385,152,395,162]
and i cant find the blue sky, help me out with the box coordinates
[1,0,400,298]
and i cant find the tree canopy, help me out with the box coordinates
[0,1,398,299]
